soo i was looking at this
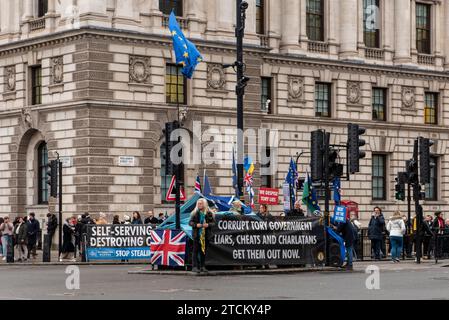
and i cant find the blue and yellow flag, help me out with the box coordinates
[168,12,203,79]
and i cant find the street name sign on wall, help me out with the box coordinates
[118,156,136,167]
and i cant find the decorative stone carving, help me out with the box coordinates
[207,64,226,90]
[129,56,151,84]
[288,76,304,101]
[51,56,64,84]
[5,66,16,91]
[402,87,416,108]
[21,107,33,128]
[347,81,362,105]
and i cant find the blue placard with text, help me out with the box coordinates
[333,206,347,224]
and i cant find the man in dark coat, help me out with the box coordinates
[26,213,40,259]
[368,207,385,260]
[46,213,58,249]
[144,211,159,225]
[336,220,356,271]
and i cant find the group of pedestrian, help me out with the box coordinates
[0,213,40,262]
[366,206,449,262]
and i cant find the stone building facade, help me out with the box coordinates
[1,0,449,226]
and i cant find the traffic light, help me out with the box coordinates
[406,159,418,184]
[347,124,366,174]
[395,172,407,201]
[311,130,324,182]
[47,160,58,198]
[328,149,344,179]
[419,137,434,185]
[164,121,180,176]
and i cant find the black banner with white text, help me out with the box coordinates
[206,216,325,266]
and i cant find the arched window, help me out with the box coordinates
[37,142,49,204]
[159,0,183,16]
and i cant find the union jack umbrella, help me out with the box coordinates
[150,230,187,267]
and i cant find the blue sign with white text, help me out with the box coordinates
[86,247,151,261]
[333,206,347,224]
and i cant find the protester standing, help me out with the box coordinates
[46,213,58,250]
[26,213,40,259]
[287,201,305,217]
[113,215,121,225]
[0,217,13,261]
[13,217,28,262]
[443,219,449,258]
[144,211,159,225]
[0,217,3,257]
[387,211,406,263]
[60,217,76,262]
[132,211,143,225]
[189,198,215,273]
[350,213,361,260]
[230,201,244,215]
[157,213,166,224]
[257,204,274,221]
[96,213,108,225]
[335,218,356,271]
[368,207,385,260]
[123,215,131,225]
[423,215,434,259]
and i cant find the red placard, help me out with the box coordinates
[258,188,279,205]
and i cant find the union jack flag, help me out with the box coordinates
[244,173,255,209]
[244,173,253,186]
[194,175,202,194]
[150,230,187,267]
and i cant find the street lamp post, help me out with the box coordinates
[235,0,249,200]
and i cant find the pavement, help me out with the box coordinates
[0,259,448,300]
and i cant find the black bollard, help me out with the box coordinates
[6,236,14,263]
[43,234,51,262]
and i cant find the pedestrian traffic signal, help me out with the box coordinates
[328,149,344,179]
[395,172,406,201]
[347,124,366,174]
[419,137,434,185]
[164,121,180,176]
[406,159,418,184]
[311,130,324,182]
[47,160,58,198]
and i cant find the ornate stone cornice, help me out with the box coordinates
[1,26,449,82]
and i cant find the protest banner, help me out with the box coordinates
[206,215,325,266]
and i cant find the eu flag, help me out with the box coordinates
[168,12,203,79]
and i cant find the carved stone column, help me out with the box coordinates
[395,0,411,63]
[280,0,301,54]
[339,0,359,59]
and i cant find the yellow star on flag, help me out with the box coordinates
[171,30,177,36]
[183,52,189,58]
[180,61,186,67]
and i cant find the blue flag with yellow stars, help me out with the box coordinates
[168,12,203,79]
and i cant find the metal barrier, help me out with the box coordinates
[354,228,449,262]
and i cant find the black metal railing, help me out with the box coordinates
[354,228,449,262]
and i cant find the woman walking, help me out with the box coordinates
[189,198,215,273]
[387,211,406,263]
